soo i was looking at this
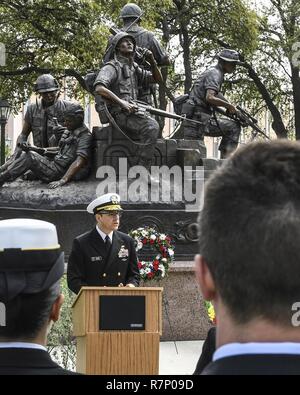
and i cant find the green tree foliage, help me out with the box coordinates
[161,0,299,138]
[0,0,171,111]
[159,0,259,93]
[1,0,298,138]
[253,0,300,138]
[47,275,76,371]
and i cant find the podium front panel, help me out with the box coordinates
[99,295,145,330]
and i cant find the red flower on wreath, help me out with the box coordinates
[142,238,147,245]
[153,260,159,271]
[150,239,155,245]
[147,272,155,279]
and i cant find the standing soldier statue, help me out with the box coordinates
[183,49,242,158]
[103,3,170,106]
[94,32,162,174]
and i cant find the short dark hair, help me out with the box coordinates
[199,140,300,325]
[0,282,60,341]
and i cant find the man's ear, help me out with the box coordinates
[195,254,216,301]
[49,294,64,323]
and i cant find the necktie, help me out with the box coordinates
[105,235,112,253]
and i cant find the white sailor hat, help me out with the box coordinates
[87,193,123,215]
[0,219,64,301]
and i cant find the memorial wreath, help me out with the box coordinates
[129,227,175,281]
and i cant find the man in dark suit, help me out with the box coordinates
[67,193,140,294]
[195,140,300,375]
[0,218,77,375]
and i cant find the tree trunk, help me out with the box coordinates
[181,25,192,93]
[174,0,192,93]
[291,65,300,139]
[243,62,288,138]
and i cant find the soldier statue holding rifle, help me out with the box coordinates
[103,3,170,106]
[94,32,162,172]
[0,103,92,189]
[183,49,243,158]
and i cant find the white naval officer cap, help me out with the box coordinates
[0,219,64,302]
[87,193,123,215]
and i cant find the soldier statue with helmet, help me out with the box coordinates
[183,49,243,158]
[94,31,162,172]
[15,74,74,151]
[103,2,170,106]
[0,103,92,189]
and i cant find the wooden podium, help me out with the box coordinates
[72,287,163,375]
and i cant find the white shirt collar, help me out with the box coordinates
[0,342,47,351]
[213,342,300,362]
[96,226,113,242]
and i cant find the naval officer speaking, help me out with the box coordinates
[67,193,140,294]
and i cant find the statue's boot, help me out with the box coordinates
[0,170,12,187]
[0,160,12,173]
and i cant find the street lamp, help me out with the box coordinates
[0,99,11,166]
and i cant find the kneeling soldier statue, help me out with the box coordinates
[0,103,92,189]
[184,49,242,158]
[94,32,162,172]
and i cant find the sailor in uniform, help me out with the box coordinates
[67,193,140,294]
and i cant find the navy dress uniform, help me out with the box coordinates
[0,218,77,375]
[67,194,140,294]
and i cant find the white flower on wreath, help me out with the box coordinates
[161,258,167,263]
[141,230,148,237]
[145,267,151,274]
[160,234,166,241]
[140,269,145,276]
[168,249,174,257]
[150,234,156,241]
[159,264,166,277]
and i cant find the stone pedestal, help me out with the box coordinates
[145,261,212,341]
[93,126,178,171]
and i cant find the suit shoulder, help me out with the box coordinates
[52,367,82,375]
[74,229,95,243]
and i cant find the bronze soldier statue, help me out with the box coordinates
[94,32,162,172]
[0,103,92,189]
[183,49,242,158]
[15,74,74,150]
[103,3,170,105]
